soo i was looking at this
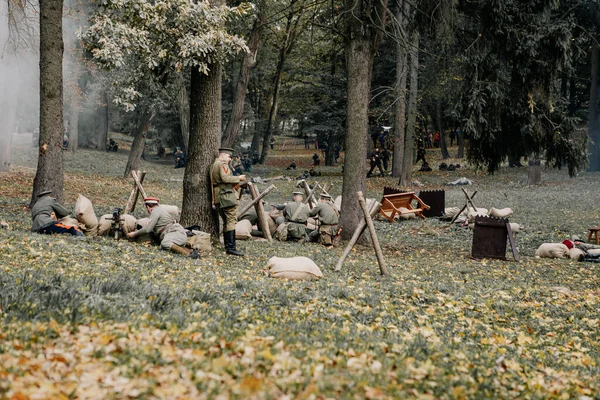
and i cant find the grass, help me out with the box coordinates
[0,135,599,399]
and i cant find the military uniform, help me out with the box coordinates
[132,205,187,250]
[283,200,309,240]
[211,147,245,256]
[31,191,83,236]
[308,197,339,246]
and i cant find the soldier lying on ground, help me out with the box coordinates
[127,197,199,259]
[31,190,84,236]
[308,193,340,247]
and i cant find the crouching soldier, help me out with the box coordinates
[308,193,339,247]
[31,190,84,236]
[277,191,309,242]
[127,197,199,259]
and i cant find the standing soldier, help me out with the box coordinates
[308,193,340,247]
[367,148,384,177]
[31,190,84,236]
[211,147,246,256]
[127,197,199,259]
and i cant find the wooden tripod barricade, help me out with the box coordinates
[124,170,148,213]
[335,191,389,276]
[247,182,273,242]
[450,189,478,224]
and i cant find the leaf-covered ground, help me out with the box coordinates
[1,135,599,399]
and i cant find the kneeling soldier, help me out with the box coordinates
[281,191,309,242]
[31,190,83,236]
[127,197,199,259]
[308,193,339,247]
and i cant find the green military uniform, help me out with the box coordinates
[308,199,339,246]
[284,200,309,240]
[131,205,187,250]
[211,157,242,232]
[31,195,70,232]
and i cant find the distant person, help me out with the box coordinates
[367,148,384,177]
[62,134,69,150]
[304,134,310,149]
[425,133,433,149]
[309,167,321,176]
[157,145,166,158]
[232,155,244,176]
[371,127,379,149]
[321,141,329,157]
[107,138,118,152]
[31,190,83,236]
[449,129,456,147]
[312,153,320,166]
[415,146,427,166]
[381,148,391,172]
[174,147,186,169]
[242,154,252,172]
[252,151,259,165]
[379,130,386,148]
[334,143,341,163]
[286,161,297,170]
[433,131,440,148]
[270,137,275,150]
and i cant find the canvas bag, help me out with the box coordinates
[267,256,323,280]
[74,194,99,234]
[187,230,212,252]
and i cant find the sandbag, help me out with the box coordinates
[440,207,461,221]
[58,216,81,228]
[187,230,211,252]
[467,207,488,219]
[74,194,98,234]
[121,214,137,234]
[268,208,282,221]
[397,207,417,220]
[535,243,570,259]
[334,196,342,211]
[162,205,180,222]
[490,207,514,218]
[267,256,323,280]
[587,249,600,256]
[569,247,585,260]
[274,223,288,241]
[97,214,113,236]
[235,219,253,240]
[508,223,520,233]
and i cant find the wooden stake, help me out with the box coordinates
[124,170,146,213]
[335,200,380,272]
[249,183,272,242]
[237,184,275,218]
[358,191,388,276]
[450,190,478,224]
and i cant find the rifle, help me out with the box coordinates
[108,208,125,239]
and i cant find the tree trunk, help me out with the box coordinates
[588,41,600,171]
[457,128,464,158]
[259,46,286,164]
[400,31,419,187]
[123,111,155,178]
[392,0,408,178]
[437,99,450,159]
[0,71,17,172]
[31,0,64,206]
[67,106,79,151]
[222,15,264,148]
[97,90,109,151]
[176,73,190,153]
[180,64,222,233]
[340,37,372,240]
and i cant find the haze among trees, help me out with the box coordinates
[1,0,598,228]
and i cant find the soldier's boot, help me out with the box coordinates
[171,244,200,259]
[224,230,244,256]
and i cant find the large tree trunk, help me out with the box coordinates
[123,111,155,178]
[400,31,419,187]
[588,41,600,171]
[436,99,450,159]
[391,0,408,178]
[176,73,190,153]
[180,64,222,233]
[96,90,109,151]
[457,127,464,158]
[222,15,264,148]
[31,0,64,206]
[0,71,17,172]
[340,37,372,240]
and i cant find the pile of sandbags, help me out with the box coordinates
[235,219,253,240]
[266,256,323,280]
[97,213,137,236]
[187,230,211,252]
[490,207,513,218]
[74,194,98,235]
[535,243,570,259]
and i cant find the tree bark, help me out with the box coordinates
[340,37,372,240]
[588,41,600,171]
[176,73,190,153]
[96,90,109,151]
[31,0,64,206]
[457,127,464,158]
[436,99,450,159]
[400,31,419,187]
[0,69,17,172]
[392,0,408,178]
[222,15,264,148]
[123,111,155,178]
[180,63,222,233]
[259,46,286,164]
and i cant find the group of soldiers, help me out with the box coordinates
[29,146,339,260]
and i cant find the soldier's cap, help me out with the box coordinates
[320,193,332,200]
[218,147,234,156]
[292,191,304,197]
[144,197,160,205]
[37,190,53,198]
